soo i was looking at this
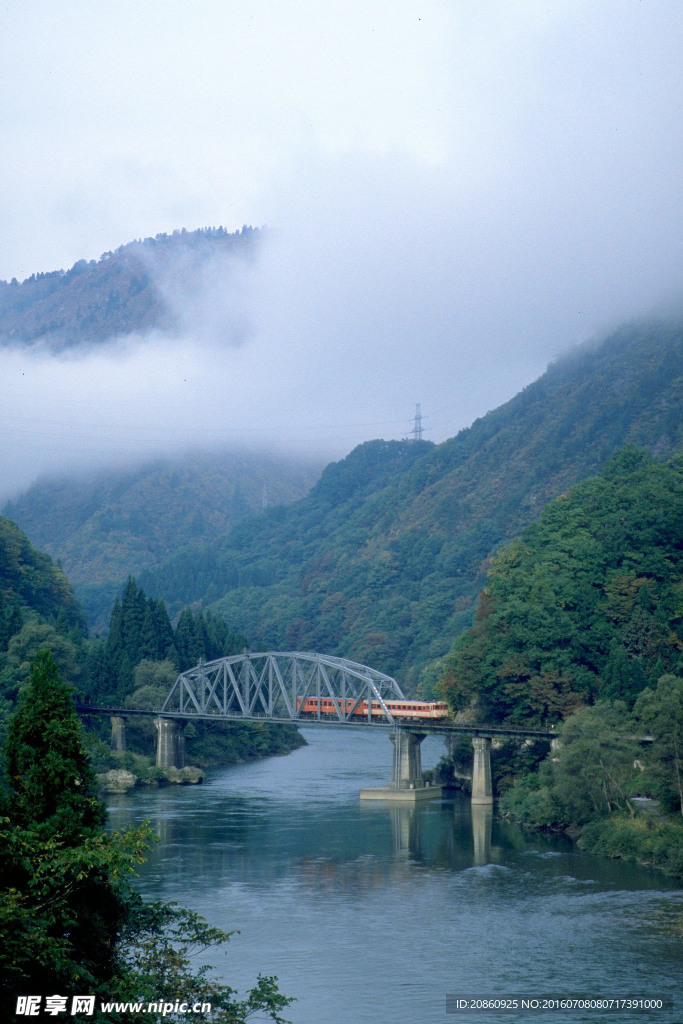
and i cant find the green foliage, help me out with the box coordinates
[448,447,683,876]
[126,659,178,710]
[0,520,87,758]
[0,516,83,632]
[578,815,683,877]
[0,652,293,1022]
[0,652,148,1009]
[0,819,150,1014]
[440,451,683,724]
[3,651,102,836]
[4,620,81,698]
[3,451,321,629]
[499,702,640,829]
[634,674,683,815]
[92,577,248,704]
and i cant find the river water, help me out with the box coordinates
[107,728,682,1024]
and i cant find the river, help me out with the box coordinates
[107,727,682,1024]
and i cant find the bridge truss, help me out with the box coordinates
[161,651,407,726]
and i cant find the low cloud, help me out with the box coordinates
[1,146,678,503]
[2,0,682,501]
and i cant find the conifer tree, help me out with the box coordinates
[0,651,293,1023]
[0,651,136,1009]
[4,650,103,837]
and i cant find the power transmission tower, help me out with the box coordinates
[410,403,424,441]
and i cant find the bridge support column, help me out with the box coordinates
[155,718,185,769]
[110,716,126,753]
[391,729,425,789]
[360,729,441,801]
[471,736,493,805]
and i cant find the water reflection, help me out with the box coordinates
[108,781,678,897]
[471,802,492,866]
[390,804,422,858]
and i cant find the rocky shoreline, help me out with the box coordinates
[96,766,205,793]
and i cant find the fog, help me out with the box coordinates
[0,1,681,500]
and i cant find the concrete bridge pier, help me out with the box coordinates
[155,717,185,769]
[471,736,493,805]
[110,716,126,753]
[391,729,426,789]
[360,729,442,801]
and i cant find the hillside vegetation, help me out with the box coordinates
[138,319,683,690]
[438,453,683,876]
[439,449,683,725]
[0,515,86,743]
[0,226,258,348]
[0,517,83,638]
[0,518,301,771]
[3,450,321,627]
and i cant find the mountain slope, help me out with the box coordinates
[139,318,683,690]
[439,448,683,724]
[0,226,258,348]
[0,516,82,635]
[3,451,321,627]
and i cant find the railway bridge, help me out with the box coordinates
[77,650,557,804]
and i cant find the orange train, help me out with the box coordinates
[296,696,449,720]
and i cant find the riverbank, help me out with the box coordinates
[88,719,307,788]
[97,764,205,792]
[500,780,683,879]
[576,813,683,878]
[430,746,683,879]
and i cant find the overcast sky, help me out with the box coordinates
[0,1,681,499]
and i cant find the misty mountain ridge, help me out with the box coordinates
[0,226,260,349]
[3,449,321,628]
[133,317,683,691]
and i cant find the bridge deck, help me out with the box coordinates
[75,704,557,740]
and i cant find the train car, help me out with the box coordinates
[381,699,449,720]
[296,696,449,720]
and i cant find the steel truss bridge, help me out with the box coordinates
[161,651,408,726]
[78,651,560,802]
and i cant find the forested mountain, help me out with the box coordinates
[0,226,258,348]
[438,451,683,876]
[0,515,85,733]
[440,449,683,724]
[0,516,301,769]
[3,451,321,627]
[0,515,83,642]
[138,318,683,691]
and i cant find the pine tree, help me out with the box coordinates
[0,651,293,1023]
[151,598,176,662]
[4,650,104,837]
[139,601,160,660]
[120,578,146,661]
[0,651,138,1008]
[174,607,201,670]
